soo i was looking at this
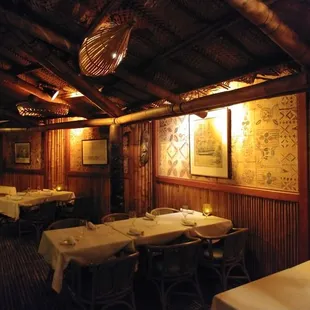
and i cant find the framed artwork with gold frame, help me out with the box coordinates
[82,139,108,165]
[189,108,229,178]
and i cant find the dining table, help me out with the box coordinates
[38,211,232,293]
[211,260,310,310]
[0,190,75,220]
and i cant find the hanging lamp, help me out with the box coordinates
[79,22,134,77]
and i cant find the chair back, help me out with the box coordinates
[20,201,56,224]
[70,196,93,220]
[222,228,248,262]
[146,236,201,279]
[151,208,179,216]
[69,251,139,302]
[47,218,84,230]
[101,213,129,223]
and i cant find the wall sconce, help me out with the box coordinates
[202,203,213,216]
[194,111,208,119]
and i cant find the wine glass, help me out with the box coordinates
[129,210,137,227]
[181,205,189,220]
[78,220,87,239]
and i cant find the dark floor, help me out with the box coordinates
[0,226,224,310]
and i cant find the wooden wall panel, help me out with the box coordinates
[67,175,110,222]
[155,181,299,278]
[1,172,44,191]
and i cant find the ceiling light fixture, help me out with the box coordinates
[79,22,134,77]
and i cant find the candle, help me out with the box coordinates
[202,203,212,216]
[56,185,62,191]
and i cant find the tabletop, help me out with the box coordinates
[211,261,310,310]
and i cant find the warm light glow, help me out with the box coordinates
[112,52,117,59]
[56,185,63,191]
[51,90,59,101]
[71,127,84,136]
[66,91,84,98]
[202,203,213,216]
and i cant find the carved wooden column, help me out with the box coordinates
[109,124,124,212]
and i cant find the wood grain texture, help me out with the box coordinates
[155,181,299,278]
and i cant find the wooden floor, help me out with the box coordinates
[0,226,225,310]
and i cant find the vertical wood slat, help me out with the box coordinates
[155,181,299,278]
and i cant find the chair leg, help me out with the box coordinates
[194,274,207,310]
[241,260,251,283]
[221,265,228,291]
[131,291,137,310]
[160,280,167,310]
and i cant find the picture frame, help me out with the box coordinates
[82,139,108,165]
[189,108,229,178]
[14,142,31,164]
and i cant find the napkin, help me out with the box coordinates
[181,219,197,226]
[180,208,194,214]
[145,212,156,220]
[61,236,77,245]
[129,227,144,236]
[87,221,96,230]
[43,189,51,192]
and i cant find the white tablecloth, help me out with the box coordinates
[211,261,310,310]
[0,190,75,220]
[39,224,134,293]
[108,212,232,246]
[0,186,17,195]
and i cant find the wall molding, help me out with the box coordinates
[67,171,109,178]
[156,176,299,202]
[3,168,45,175]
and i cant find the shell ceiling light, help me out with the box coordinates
[79,23,134,77]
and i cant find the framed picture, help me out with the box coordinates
[82,139,108,165]
[189,108,229,178]
[14,142,31,164]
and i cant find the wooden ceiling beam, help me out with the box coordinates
[0,6,79,54]
[1,72,307,131]
[225,0,310,67]
[14,32,123,117]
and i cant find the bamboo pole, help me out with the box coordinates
[225,0,310,67]
[0,71,307,132]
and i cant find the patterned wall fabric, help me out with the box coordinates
[2,132,42,170]
[157,94,299,192]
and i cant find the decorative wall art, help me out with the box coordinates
[82,139,108,165]
[189,108,229,178]
[14,142,31,164]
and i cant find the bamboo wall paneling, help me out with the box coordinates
[155,181,299,278]
[1,172,44,191]
[109,124,124,213]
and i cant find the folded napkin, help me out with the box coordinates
[145,212,156,220]
[61,236,77,245]
[181,219,197,226]
[129,227,144,236]
[87,221,96,230]
[180,208,194,214]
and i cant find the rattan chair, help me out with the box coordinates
[145,235,206,310]
[65,251,139,310]
[47,218,85,230]
[57,196,93,220]
[101,213,129,223]
[150,208,179,216]
[198,228,251,291]
[18,201,57,242]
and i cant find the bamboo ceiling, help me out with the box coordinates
[0,0,307,127]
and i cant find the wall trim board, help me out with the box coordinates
[156,176,299,202]
[3,168,45,175]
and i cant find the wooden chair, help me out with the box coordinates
[150,208,179,216]
[47,218,85,230]
[64,251,139,310]
[18,201,57,243]
[57,196,93,220]
[198,228,251,291]
[101,213,129,223]
[145,235,206,310]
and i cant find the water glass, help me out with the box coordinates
[129,210,137,227]
[181,205,189,220]
[78,220,87,238]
